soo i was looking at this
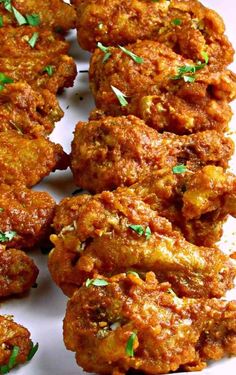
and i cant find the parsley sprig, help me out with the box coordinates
[171,52,209,83]
[85,278,109,287]
[0,230,16,242]
[0,73,14,91]
[172,164,188,174]
[97,42,111,63]
[111,85,128,107]
[119,46,143,64]
[0,0,40,26]
[42,65,54,76]
[28,32,39,48]
[125,332,137,357]
[129,225,152,240]
[0,346,19,374]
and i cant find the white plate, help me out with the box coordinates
[1,1,236,374]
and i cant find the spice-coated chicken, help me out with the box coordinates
[90,40,236,134]
[0,0,76,31]
[49,186,236,298]
[64,272,236,374]
[0,130,68,187]
[73,0,234,70]
[70,115,234,193]
[0,184,56,249]
[0,246,38,298]
[0,81,63,136]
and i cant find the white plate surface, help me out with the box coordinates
[1,1,236,374]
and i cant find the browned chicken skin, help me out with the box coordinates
[70,115,234,193]
[0,246,38,298]
[73,0,234,70]
[90,40,236,134]
[64,272,236,374]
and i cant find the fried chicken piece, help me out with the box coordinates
[0,81,63,136]
[90,40,236,134]
[53,166,236,247]
[0,315,34,370]
[70,115,234,193]
[0,184,56,249]
[73,0,234,69]
[0,246,38,298]
[49,188,236,298]
[64,272,236,374]
[0,130,68,187]
[0,0,76,31]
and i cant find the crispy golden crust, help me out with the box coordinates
[70,115,234,193]
[0,82,63,136]
[64,272,236,374]
[0,246,38,298]
[90,40,236,134]
[0,0,76,31]
[0,131,68,187]
[74,0,234,69]
[0,315,32,367]
[49,187,236,298]
[0,184,56,249]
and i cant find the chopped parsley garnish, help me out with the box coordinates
[42,65,54,76]
[129,225,152,239]
[12,6,27,25]
[25,13,40,26]
[0,0,12,12]
[28,32,39,48]
[0,72,14,91]
[0,230,17,242]
[85,278,109,287]
[118,46,143,64]
[0,345,19,374]
[111,85,128,107]
[97,42,111,63]
[27,342,39,361]
[171,51,209,83]
[125,332,137,357]
[172,164,187,174]
[172,18,182,26]
[0,15,3,27]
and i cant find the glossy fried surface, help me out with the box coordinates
[0,0,76,31]
[73,0,234,69]
[0,246,38,298]
[0,131,68,187]
[90,40,236,134]
[0,184,56,249]
[49,187,236,298]
[70,115,234,193]
[64,272,236,374]
[0,82,63,136]
[0,315,32,368]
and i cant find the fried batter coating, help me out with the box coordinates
[0,315,33,369]
[0,131,68,187]
[70,115,234,193]
[90,40,236,134]
[0,246,38,298]
[0,0,76,31]
[64,272,236,374]
[73,0,234,69]
[0,81,63,136]
[0,184,56,249]
[49,188,236,298]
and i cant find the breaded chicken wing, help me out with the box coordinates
[90,40,236,134]
[73,0,234,69]
[49,189,235,298]
[0,184,55,249]
[0,131,68,187]
[64,272,236,374]
[0,246,38,298]
[0,315,35,370]
[0,81,63,136]
[70,115,234,193]
[0,0,76,31]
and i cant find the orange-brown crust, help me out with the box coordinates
[0,246,38,298]
[64,272,236,374]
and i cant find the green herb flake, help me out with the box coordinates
[0,345,19,374]
[183,75,195,83]
[111,85,128,107]
[25,13,40,26]
[127,271,140,278]
[12,6,27,25]
[97,42,111,63]
[28,32,39,48]
[0,230,17,242]
[0,15,3,27]
[125,332,137,357]
[0,72,14,91]
[119,46,143,64]
[171,52,209,83]
[145,226,152,240]
[42,65,54,76]
[85,278,109,288]
[129,225,145,236]
[172,164,187,174]
[172,18,182,26]
[27,342,39,361]
[0,0,12,12]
